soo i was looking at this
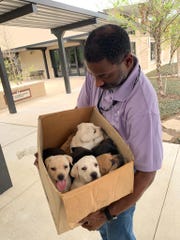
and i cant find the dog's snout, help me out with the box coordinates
[58,174,65,181]
[91,172,98,180]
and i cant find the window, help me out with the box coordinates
[150,42,156,60]
[131,42,136,55]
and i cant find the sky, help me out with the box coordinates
[53,0,142,12]
[53,0,113,12]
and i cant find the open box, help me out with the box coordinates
[37,107,134,234]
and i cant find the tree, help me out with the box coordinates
[0,27,23,85]
[109,0,180,95]
[3,50,23,84]
[165,16,180,76]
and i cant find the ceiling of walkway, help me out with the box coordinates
[0,0,109,32]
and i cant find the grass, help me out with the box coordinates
[146,63,180,120]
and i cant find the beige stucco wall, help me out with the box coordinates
[19,50,45,79]
[0,25,55,50]
[0,25,83,50]
[130,32,156,72]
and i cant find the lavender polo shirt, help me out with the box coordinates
[77,59,163,172]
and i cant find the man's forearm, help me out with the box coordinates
[108,170,156,216]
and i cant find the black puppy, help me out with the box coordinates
[71,147,93,164]
[42,148,66,162]
[92,138,119,157]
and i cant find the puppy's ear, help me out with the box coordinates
[70,163,79,178]
[64,155,73,165]
[44,157,51,169]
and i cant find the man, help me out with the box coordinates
[77,24,163,240]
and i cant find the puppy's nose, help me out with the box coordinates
[58,174,64,181]
[91,172,98,180]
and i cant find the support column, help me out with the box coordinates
[51,29,71,93]
[51,18,97,94]
[74,47,80,76]
[0,145,13,194]
[41,48,50,79]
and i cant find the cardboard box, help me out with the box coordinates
[37,107,134,234]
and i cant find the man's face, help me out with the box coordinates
[86,57,130,89]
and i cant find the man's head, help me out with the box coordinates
[84,24,134,88]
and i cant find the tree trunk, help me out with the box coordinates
[177,47,180,77]
[155,30,165,96]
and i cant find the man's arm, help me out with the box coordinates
[80,170,156,231]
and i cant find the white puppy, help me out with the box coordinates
[70,155,101,190]
[44,154,72,193]
[70,122,104,151]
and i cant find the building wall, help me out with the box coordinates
[19,50,45,79]
[0,25,56,50]
[19,41,81,79]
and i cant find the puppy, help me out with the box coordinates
[70,122,104,151]
[92,138,119,156]
[71,147,93,164]
[43,148,66,160]
[96,153,125,176]
[70,155,101,190]
[44,154,73,193]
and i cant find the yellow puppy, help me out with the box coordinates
[44,154,73,193]
[96,153,125,176]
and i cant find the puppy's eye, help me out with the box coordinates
[94,129,96,133]
[64,165,68,169]
[94,163,98,167]
[51,167,56,171]
[82,167,87,171]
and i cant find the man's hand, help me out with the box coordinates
[80,210,107,231]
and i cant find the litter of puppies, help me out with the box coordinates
[42,122,126,192]
[37,107,134,234]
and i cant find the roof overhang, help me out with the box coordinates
[0,0,109,32]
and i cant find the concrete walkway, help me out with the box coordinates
[0,77,180,240]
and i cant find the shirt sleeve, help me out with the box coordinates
[77,74,90,107]
[77,73,94,107]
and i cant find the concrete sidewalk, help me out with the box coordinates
[0,77,180,240]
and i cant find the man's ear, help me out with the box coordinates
[124,53,133,68]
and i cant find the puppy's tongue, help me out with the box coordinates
[56,180,66,192]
